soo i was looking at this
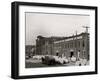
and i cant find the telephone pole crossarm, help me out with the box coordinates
[82,26,90,33]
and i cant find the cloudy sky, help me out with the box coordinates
[25,12,90,45]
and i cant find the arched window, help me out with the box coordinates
[78,41,80,48]
[82,40,85,47]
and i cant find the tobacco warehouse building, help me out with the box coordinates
[36,32,89,60]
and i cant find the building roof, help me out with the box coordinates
[37,32,89,42]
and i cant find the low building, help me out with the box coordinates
[25,45,36,58]
[36,32,89,60]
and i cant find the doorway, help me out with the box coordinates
[70,51,74,57]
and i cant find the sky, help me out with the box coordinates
[25,12,90,45]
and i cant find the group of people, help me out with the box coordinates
[56,50,89,66]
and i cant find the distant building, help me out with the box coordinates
[25,45,36,57]
[36,32,89,60]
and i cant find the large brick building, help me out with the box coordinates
[36,32,89,60]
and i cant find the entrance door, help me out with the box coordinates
[70,51,74,57]
[56,52,59,56]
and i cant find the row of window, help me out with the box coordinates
[54,40,85,49]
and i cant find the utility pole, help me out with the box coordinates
[82,26,89,60]
[82,26,90,33]
[75,31,78,60]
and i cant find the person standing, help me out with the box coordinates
[77,50,80,61]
